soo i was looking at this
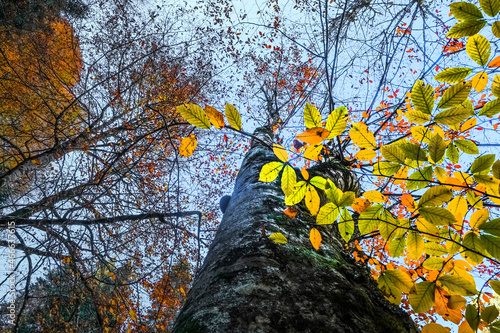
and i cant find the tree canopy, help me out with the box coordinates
[3,0,500,332]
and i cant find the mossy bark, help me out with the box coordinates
[172,128,419,333]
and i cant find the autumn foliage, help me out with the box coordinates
[176,1,500,331]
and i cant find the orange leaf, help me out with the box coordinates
[351,198,371,213]
[301,167,309,180]
[488,55,500,68]
[179,134,197,157]
[296,127,330,144]
[310,228,322,250]
[283,206,298,218]
[205,105,225,129]
[401,193,416,211]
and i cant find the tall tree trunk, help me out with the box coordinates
[172,128,418,333]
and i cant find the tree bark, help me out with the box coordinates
[172,127,418,333]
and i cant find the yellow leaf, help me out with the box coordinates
[177,104,211,129]
[179,134,197,157]
[471,71,488,92]
[259,161,284,182]
[453,172,474,185]
[422,323,449,333]
[129,309,137,321]
[273,144,288,162]
[447,196,468,226]
[363,190,386,203]
[448,295,467,310]
[269,232,287,244]
[224,103,242,130]
[411,125,433,143]
[469,208,489,228]
[349,122,377,149]
[326,106,348,138]
[305,184,320,216]
[285,181,307,205]
[355,149,376,161]
[304,103,322,128]
[407,230,424,259]
[309,228,322,250]
[303,143,323,161]
[281,165,296,196]
[317,203,341,225]
[296,127,330,144]
[205,105,225,129]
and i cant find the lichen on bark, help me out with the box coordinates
[172,127,419,333]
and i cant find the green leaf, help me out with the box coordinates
[177,104,212,129]
[490,280,500,295]
[451,2,483,20]
[381,145,406,164]
[407,166,433,190]
[389,236,406,257]
[407,230,424,259]
[409,281,435,313]
[462,232,486,265]
[281,165,297,196]
[438,275,478,296]
[259,161,284,182]
[269,232,287,244]
[466,304,480,330]
[470,154,495,174]
[434,107,470,125]
[338,191,355,207]
[359,205,384,235]
[466,34,491,66]
[419,186,453,207]
[428,134,448,164]
[481,305,499,324]
[378,209,398,241]
[422,257,444,270]
[285,181,307,205]
[398,142,428,162]
[419,207,457,225]
[382,269,413,293]
[481,234,500,259]
[480,0,500,16]
[455,139,479,154]
[446,143,460,164]
[326,106,348,138]
[316,203,341,225]
[310,176,327,189]
[434,67,473,83]
[446,20,486,38]
[424,242,449,256]
[373,161,402,177]
[304,103,322,129]
[406,110,431,124]
[479,218,500,236]
[225,103,242,130]
[411,80,434,115]
[339,208,354,242]
[493,21,500,38]
[437,82,472,109]
[493,160,500,179]
[478,99,500,117]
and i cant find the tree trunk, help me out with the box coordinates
[172,128,418,333]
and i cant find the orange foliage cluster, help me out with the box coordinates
[0,19,83,169]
